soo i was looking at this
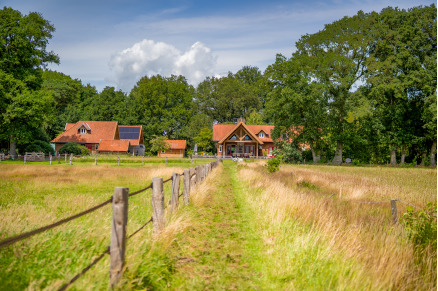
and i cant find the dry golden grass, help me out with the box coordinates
[239,163,436,290]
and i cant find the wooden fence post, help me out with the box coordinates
[195,166,201,184]
[110,187,129,287]
[69,154,72,165]
[117,156,120,166]
[24,155,26,164]
[170,173,180,214]
[190,168,195,189]
[142,156,144,166]
[183,169,190,205]
[152,177,165,236]
[50,154,52,165]
[95,156,97,166]
[65,153,67,163]
[391,199,398,224]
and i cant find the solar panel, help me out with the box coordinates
[119,126,140,139]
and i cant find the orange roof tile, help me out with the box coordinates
[166,140,186,150]
[52,121,118,144]
[99,140,130,152]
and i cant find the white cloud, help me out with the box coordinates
[108,39,216,91]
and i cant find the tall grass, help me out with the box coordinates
[0,163,185,290]
[238,162,436,290]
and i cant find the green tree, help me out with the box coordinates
[193,127,214,153]
[196,73,262,123]
[0,7,59,156]
[84,86,126,122]
[366,5,437,165]
[265,54,328,163]
[127,75,195,146]
[295,10,374,164]
[150,135,170,154]
[181,113,212,149]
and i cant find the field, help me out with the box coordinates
[0,158,436,290]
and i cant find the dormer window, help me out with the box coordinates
[259,132,265,138]
[79,127,87,134]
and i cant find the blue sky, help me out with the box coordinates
[2,0,434,92]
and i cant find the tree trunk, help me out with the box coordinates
[420,153,427,166]
[332,142,343,164]
[310,145,321,163]
[430,141,437,167]
[400,145,406,165]
[390,149,397,166]
[9,135,17,158]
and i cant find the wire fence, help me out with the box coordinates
[0,159,222,290]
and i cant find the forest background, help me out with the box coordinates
[0,4,436,165]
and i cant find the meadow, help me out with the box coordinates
[0,159,436,290]
[238,162,437,290]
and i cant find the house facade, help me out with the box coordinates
[157,140,187,158]
[51,121,144,155]
[212,118,276,158]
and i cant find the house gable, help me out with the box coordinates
[218,122,263,144]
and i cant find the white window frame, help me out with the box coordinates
[219,145,223,153]
[259,132,265,138]
[79,127,87,134]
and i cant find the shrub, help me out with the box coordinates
[266,156,282,173]
[59,142,91,155]
[25,140,54,154]
[403,202,437,252]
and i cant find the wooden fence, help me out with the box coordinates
[0,159,222,290]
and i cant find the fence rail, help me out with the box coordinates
[0,159,223,290]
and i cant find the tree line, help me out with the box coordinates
[0,4,436,165]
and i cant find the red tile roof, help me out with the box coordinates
[52,121,118,144]
[99,140,130,152]
[213,124,275,143]
[166,140,186,150]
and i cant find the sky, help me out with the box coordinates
[2,0,434,92]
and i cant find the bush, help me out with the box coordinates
[266,156,282,173]
[403,202,437,252]
[25,140,54,154]
[59,142,91,155]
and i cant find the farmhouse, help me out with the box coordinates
[157,140,187,158]
[51,121,144,155]
[213,118,276,158]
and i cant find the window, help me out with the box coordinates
[230,135,237,140]
[259,132,264,138]
[219,145,223,153]
[95,144,99,150]
[79,127,87,134]
[244,135,252,141]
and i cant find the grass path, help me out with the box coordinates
[166,162,262,290]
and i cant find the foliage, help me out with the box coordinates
[25,140,54,154]
[265,156,282,173]
[150,135,170,154]
[193,127,214,153]
[196,72,262,123]
[126,75,195,146]
[273,142,303,163]
[403,203,437,252]
[58,142,90,155]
